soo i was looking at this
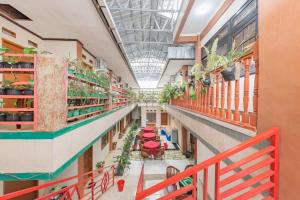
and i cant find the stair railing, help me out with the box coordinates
[135,127,279,200]
[0,165,115,200]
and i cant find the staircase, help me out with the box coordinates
[0,165,115,200]
[135,127,279,200]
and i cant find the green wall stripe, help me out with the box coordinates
[0,105,131,139]
[0,105,136,180]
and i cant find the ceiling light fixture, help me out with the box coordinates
[196,3,211,15]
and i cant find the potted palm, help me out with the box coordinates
[17,47,36,69]
[0,101,5,121]
[20,99,34,121]
[6,100,19,121]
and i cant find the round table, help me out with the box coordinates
[143,133,156,140]
[144,141,160,152]
[143,127,154,133]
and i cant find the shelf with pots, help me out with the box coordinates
[66,58,110,123]
[0,50,37,129]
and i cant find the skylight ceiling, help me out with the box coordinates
[104,0,183,88]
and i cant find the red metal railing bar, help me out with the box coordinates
[135,127,279,199]
[203,168,208,200]
[220,169,274,199]
[219,157,274,187]
[157,184,194,200]
[233,181,274,200]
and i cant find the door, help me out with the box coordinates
[181,126,188,154]
[83,146,93,173]
[161,112,168,126]
[4,180,38,200]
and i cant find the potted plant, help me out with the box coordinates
[4,81,21,95]
[96,160,105,173]
[112,141,117,150]
[203,38,227,87]
[6,100,20,121]
[0,47,9,68]
[0,82,6,95]
[221,41,244,81]
[20,99,34,121]
[0,101,5,121]
[16,47,36,69]
[189,86,196,100]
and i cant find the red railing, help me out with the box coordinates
[136,164,145,197]
[135,127,279,200]
[171,50,259,131]
[0,165,115,200]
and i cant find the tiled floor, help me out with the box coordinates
[101,127,195,200]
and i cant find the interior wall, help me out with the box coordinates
[92,137,109,170]
[257,0,300,199]
[0,181,3,196]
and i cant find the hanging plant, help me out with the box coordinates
[189,86,196,100]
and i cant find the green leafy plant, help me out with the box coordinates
[25,99,33,108]
[203,38,227,73]
[159,84,175,104]
[0,47,9,54]
[96,161,105,169]
[189,87,196,100]
[23,47,37,54]
[222,40,244,70]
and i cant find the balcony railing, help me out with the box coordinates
[171,49,258,131]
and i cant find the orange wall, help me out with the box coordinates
[258,0,300,199]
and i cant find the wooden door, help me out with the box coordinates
[4,180,38,200]
[161,112,168,126]
[109,130,113,151]
[83,146,93,173]
[181,126,188,154]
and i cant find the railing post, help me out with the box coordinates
[192,173,197,200]
[271,128,279,200]
[215,72,220,116]
[251,58,259,127]
[203,168,208,200]
[226,80,232,120]
[242,59,250,124]
[234,75,240,122]
[215,162,221,200]
[91,174,95,200]
[211,76,215,115]
[220,78,225,119]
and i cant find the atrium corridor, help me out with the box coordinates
[0,0,299,200]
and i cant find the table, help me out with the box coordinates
[143,127,154,133]
[143,141,161,156]
[143,133,156,140]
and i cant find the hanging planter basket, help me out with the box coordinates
[201,76,211,87]
[221,62,242,81]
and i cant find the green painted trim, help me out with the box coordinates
[0,105,132,139]
[0,105,136,181]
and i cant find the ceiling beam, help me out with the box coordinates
[123,41,172,44]
[109,8,180,13]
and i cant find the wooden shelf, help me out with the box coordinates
[67,109,108,121]
[68,103,107,110]
[68,74,107,88]
[0,68,34,72]
[0,108,34,112]
[67,96,108,100]
[0,95,34,99]
[0,121,34,125]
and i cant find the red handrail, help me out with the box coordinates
[136,164,145,197]
[136,127,279,200]
[0,165,115,200]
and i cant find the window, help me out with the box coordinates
[101,134,109,150]
[201,0,257,62]
[146,112,156,123]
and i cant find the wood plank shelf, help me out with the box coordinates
[68,103,107,110]
[67,109,108,121]
[67,96,108,100]
[0,121,34,125]
[0,95,34,99]
[0,108,34,112]
[0,68,34,72]
[68,75,106,88]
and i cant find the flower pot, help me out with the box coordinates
[17,62,33,69]
[202,76,211,87]
[0,61,11,68]
[73,110,80,116]
[0,113,6,121]
[221,64,236,81]
[6,88,21,95]
[6,113,20,121]
[0,88,5,95]
[20,113,34,121]
[22,89,34,95]
[117,180,125,192]
[163,142,168,150]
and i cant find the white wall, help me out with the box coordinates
[92,137,109,170]
[0,104,136,174]
[38,159,78,197]
[43,40,77,59]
